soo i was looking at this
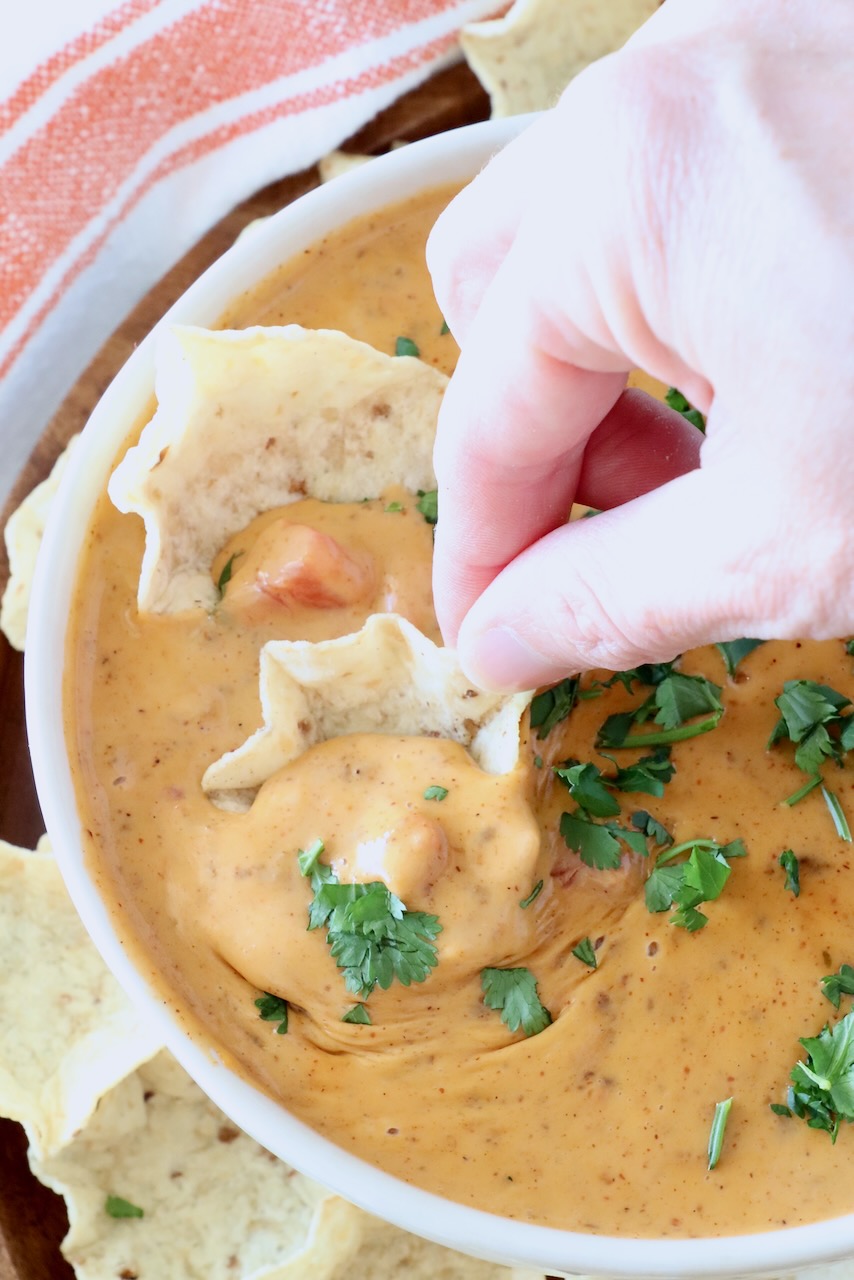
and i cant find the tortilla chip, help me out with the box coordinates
[0,837,162,1157]
[325,1212,547,1280]
[203,614,530,808]
[108,326,444,614]
[32,1050,545,1280]
[235,216,271,244]
[318,150,373,183]
[462,0,659,116]
[1,435,78,651]
[31,1051,324,1280]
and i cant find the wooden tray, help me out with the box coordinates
[0,63,488,1280]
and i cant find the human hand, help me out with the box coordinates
[428,0,854,691]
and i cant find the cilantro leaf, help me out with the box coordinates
[571,936,597,968]
[645,862,686,913]
[597,661,678,693]
[672,904,709,932]
[105,1195,144,1219]
[530,677,579,739]
[481,967,552,1037]
[822,965,854,1010]
[385,501,404,513]
[395,336,420,357]
[681,846,731,901]
[630,809,673,848]
[779,849,800,897]
[644,838,744,928]
[423,785,448,801]
[216,551,242,596]
[604,747,675,797]
[297,838,326,877]
[560,811,621,869]
[707,1097,732,1170]
[255,991,289,1034]
[300,851,441,998]
[559,810,648,870]
[770,681,853,776]
[665,386,706,432]
[342,1003,372,1024]
[716,638,764,677]
[596,671,723,749]
[654,673,723,730]
[553,761,620,817]
[415,489,438,525]
[439,318,450,335]
[519,880,543,909]
[784,1009,854,1142]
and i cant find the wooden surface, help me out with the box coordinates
[0,61,488,1280]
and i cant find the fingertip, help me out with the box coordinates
[457,620,570,694]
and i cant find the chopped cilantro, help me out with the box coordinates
[665,386,706,432]
[423,784,448,801]
[778,1007,854,1142]
[769,680,853,775]
[216,551,242,596]
[481,967,552,1037]
[297,838,326,877]
[553,761,620,817]
[596,661,678,694]
[846,639,854,658]
[597,670,723,749]
[644,838,746,930]
[385,501,404,513]
[707,1097,732,1170]
[554,751,676,857]
[822,965,854,1010]
[630,810,673,848]
[342,1003,372,1025]
[571,936,597,968]
[823,786,852,842]
[254,991,289,1034]
[519,880,543,909]
[778,849,800,897]
[716,638,764,677]
[559,810,646,871]
[395,336,420,357]
[415,488,438,525]
[533,754,543,769]
[105,1195,144,1219]
[602,747,675,797]
[439,318,450,335]
[530,677,579,740]
[300,848,441,998]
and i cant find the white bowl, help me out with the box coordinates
[25,117,854,1280]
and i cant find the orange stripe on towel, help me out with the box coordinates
[0,0,461,331]
[0,27,458,382]
[0,0,159,131]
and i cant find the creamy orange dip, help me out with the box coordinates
[66,185,854,1239]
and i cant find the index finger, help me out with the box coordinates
[430,244,628,645]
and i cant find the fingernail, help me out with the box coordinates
[460,624,567,693]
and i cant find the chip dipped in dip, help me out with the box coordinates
[63,182,854,1249]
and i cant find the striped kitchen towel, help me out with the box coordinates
[0,0,498,503]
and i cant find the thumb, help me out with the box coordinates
[455,465,786,690]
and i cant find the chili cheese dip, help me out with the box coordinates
[66,185,854,1239]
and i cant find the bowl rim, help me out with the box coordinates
[24,115,854,1278]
